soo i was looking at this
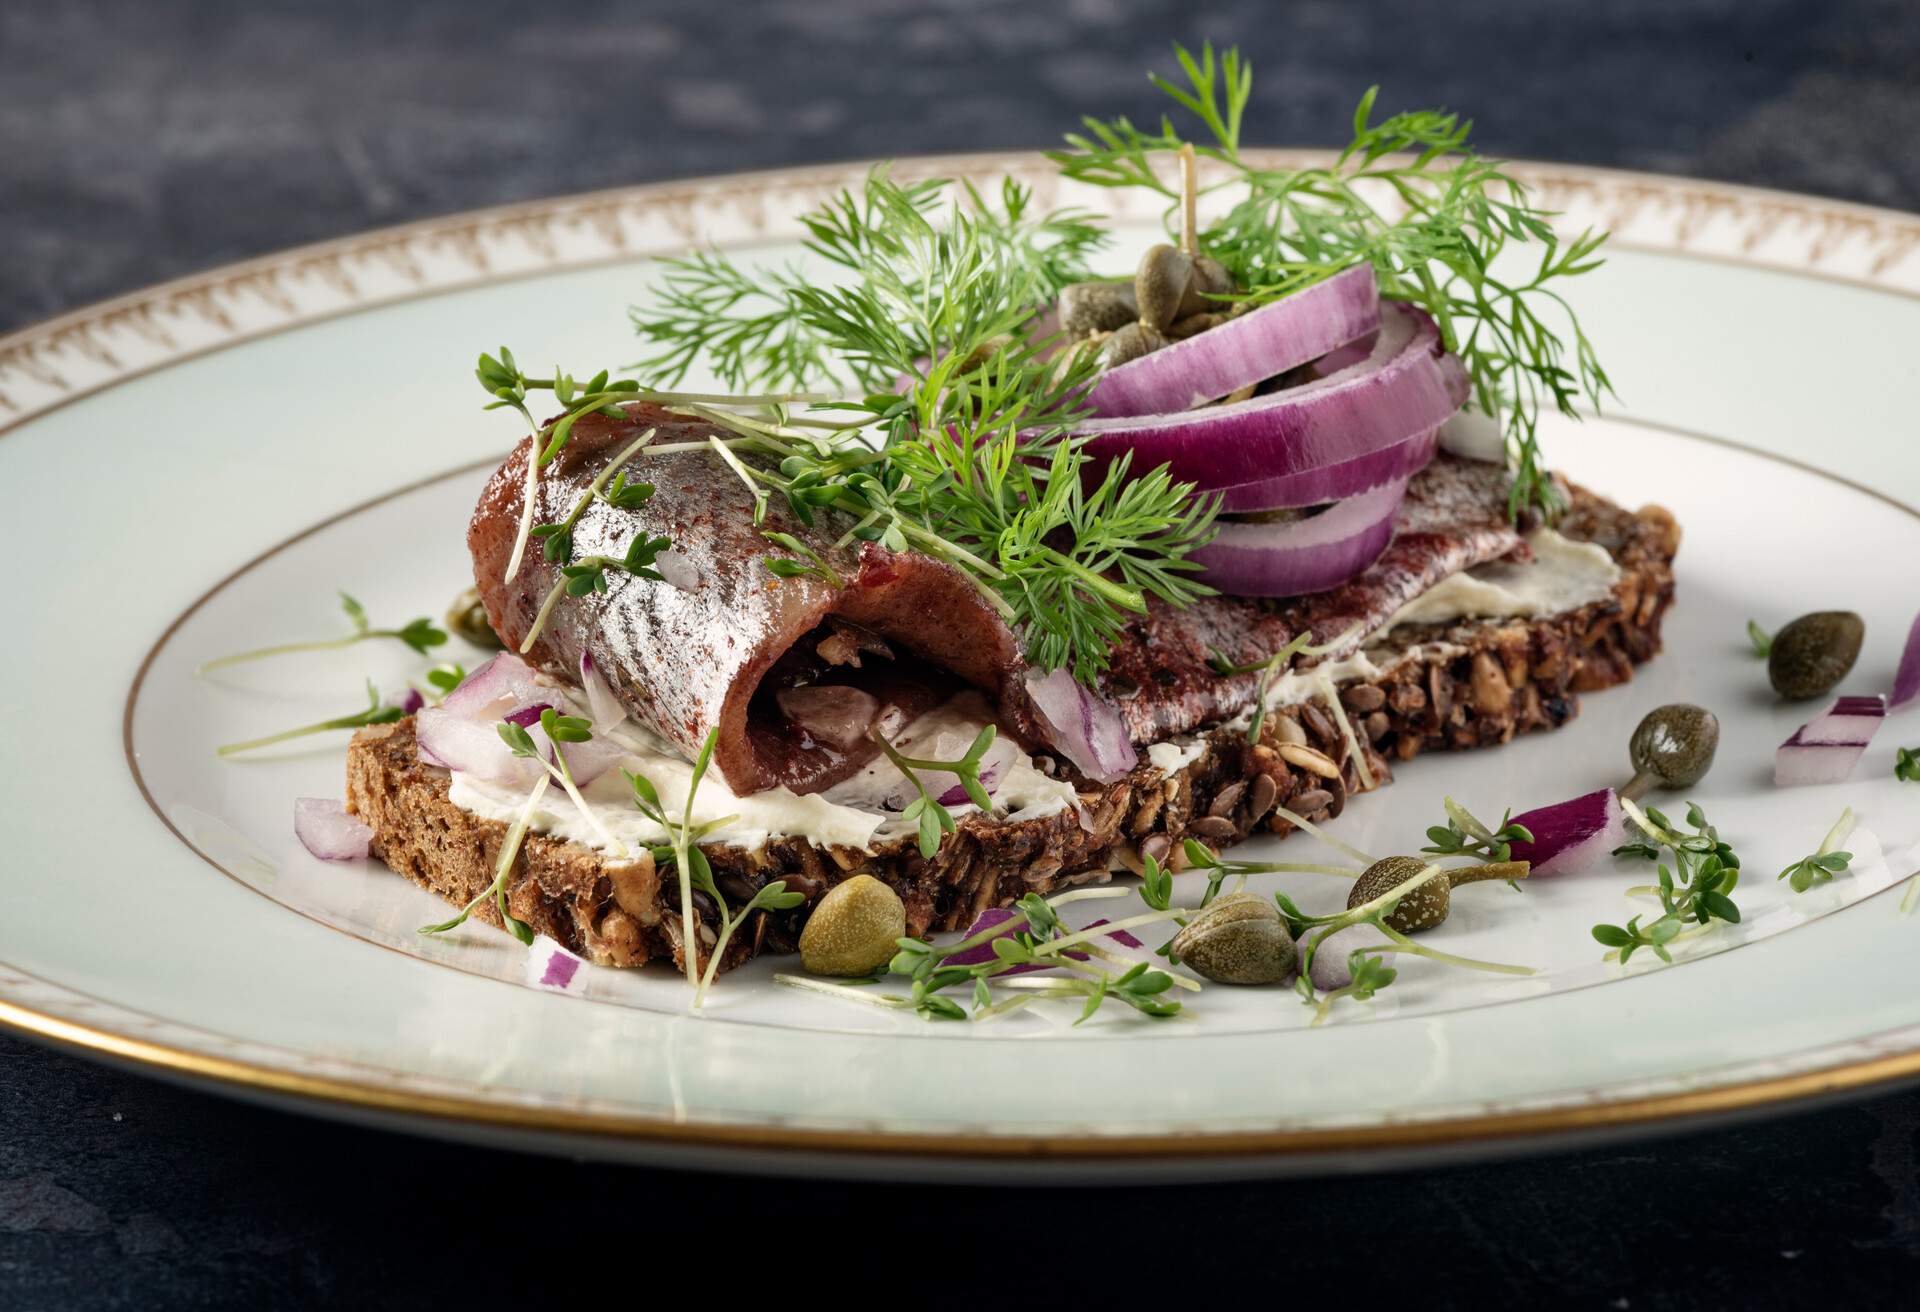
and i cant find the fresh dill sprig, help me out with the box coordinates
[1050,42,1613,520]
[870,724,998,858]
[631,172,1107,394]
[198,591,445,673]
[215,679,404,757]
[620,167,1215,685]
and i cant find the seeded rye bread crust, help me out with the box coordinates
[346,485,1680,976]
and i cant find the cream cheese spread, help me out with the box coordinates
[447,689,1076,858]
[1383,527,1620,629]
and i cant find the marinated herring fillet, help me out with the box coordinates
[471,404,1039,797]
[472,402,1526,793]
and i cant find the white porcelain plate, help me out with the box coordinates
[6,154,1920,1181]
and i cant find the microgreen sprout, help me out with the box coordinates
[419,773,550,945]
[762,531,844,587]
[1208,622,1364,743]
[790,886,1190,1024]
[1276,859,1534,1022]
[1746,619,1773,658]
[1896,747,1920,783]
[414,662,468,704]
[1422,796,1534,865]
[528,426,658,564]
[870,725,998,858]
[1592,799,1742,962]
[215,679,403,757]
[1778,807,1855,894]
[517,533,673,654]
[623,728,742,997]
[198,592,446,673]
[498,709,627,857]
[1311,952,1398,1026]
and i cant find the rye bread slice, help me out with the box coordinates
[347,485,1680,977]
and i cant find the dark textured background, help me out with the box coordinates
[5,1,1920,1306]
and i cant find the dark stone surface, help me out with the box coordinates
[5,0,1919,1305]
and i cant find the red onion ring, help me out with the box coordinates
[1078,303,1468,493]
[1089,264,1381,417]
[1189,478,1408,597]
[1213,425,1438,513]
[442,652,548,719]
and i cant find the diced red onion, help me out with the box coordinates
[777,685,881,752]
[526,937,585,990]
[1307,924,1381,991]
[1893,611,1920,710]
[1776,711,1879,786]
[1798,694,1886,745]
[1022,667,1137,783]
[416,706,625,788]
[579,651,628,732]
[396,688,425,716]
[442,652,548,719]
[416,709,539,785]
[1214,425,1438,513]
[935,758,1005,807]
[1505,787,1627,877]
[504,701,553,728]
[942,908,1144,974]
[1077,303,1468,495]
[551,735,627,787]
[1088,264,1381,417]
[294,798,373,862]
[1189,477,1407,597]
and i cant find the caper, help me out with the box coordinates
[1345,855,1530,933]
[1168,311,1232,339]
[1348,856,1450,933]
[1168,892,1296,985]
[1768,610,1864,700]
[1099,321,1168,369]
[1134,244,1194,331]
[1057,281,1138,338]
[1177,253,1235,318]
[446,587,502,649]
[953,334,1013,375]
[798,874,906,977]
[1623,703,1720,800]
